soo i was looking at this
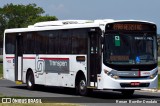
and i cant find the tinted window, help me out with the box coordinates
[23,33,35,54]
[46,29,88,54]
[35,32,47,54]
[72,29,88,54]
[5,33,16,54]
[47,31,59,54]
[14,28,89,54]
[59,30,72,54]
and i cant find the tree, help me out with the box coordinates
[0,3,58,48]
[26,15,58,27]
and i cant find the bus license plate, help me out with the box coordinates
[131,82,140,86]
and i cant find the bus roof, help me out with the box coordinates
[4,20,98,33]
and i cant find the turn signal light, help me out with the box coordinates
[112,75,119,79]
[104,69,109,74]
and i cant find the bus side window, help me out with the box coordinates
[5,34,16,54]
[47,31,59,54]
[59,30,71,54]
[72,30,78,54]
[78,30,87,54]
[71,29,87,54]
[24,33,35,54]
[48,33,54,54]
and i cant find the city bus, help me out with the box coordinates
[3,19,158,96]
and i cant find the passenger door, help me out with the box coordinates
[88,29,102,87]
[15,34,23,82]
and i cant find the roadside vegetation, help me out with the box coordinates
[158,61,160,67]
[0,63,3,78]
[0,93,3,97]
[0,58,2,62]
[158,75,160,89]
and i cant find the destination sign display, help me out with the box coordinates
[105,22,156,31]
[113,24,143,31]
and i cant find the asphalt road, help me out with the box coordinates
[0,79,160,106]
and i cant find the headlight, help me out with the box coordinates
[150,70,158,79]
[104,69,119,79]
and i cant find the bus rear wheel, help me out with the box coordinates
[26,71,35,90]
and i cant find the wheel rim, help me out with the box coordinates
[79,80,86,92]
[27,75,33,87]
[28,78,32,87]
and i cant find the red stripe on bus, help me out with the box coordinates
[23,57,35,59]
[6,57,14,59]
[6,57,69,60]
[138,71,141,77]
[40,58,69,60]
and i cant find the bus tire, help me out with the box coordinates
[76,76,88,96]
[26,71,35,90]
[121,90,134,97]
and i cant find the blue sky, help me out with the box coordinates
[0,0,160,33]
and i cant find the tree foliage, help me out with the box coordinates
[27,15,58,27]
[0,3,58,48]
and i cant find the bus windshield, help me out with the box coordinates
[104,34,157,65]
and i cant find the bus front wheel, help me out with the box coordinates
[121,90,134,97]
[76,77,88,96]
[26,71,35,90]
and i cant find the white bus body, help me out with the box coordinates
[3,19,158,96]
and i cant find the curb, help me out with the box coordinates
[141,89,160,93]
